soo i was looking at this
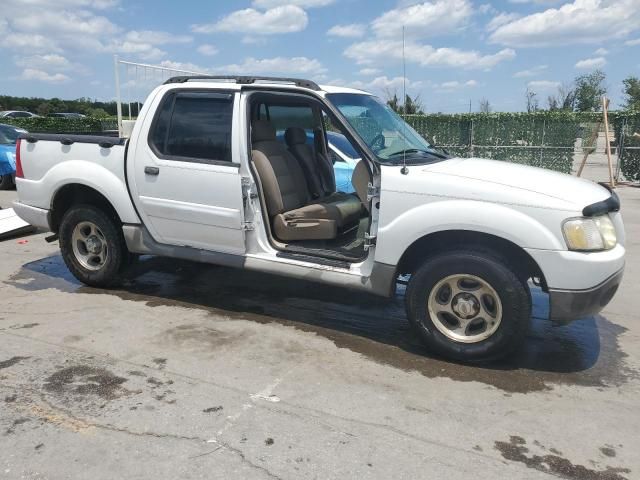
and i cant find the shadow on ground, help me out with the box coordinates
[7,254,635,393]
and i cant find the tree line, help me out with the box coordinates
[386,71,640,114]
[525,70,639,113]
[0,96,122,117]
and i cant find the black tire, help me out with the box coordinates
[405,249,531,363]
[59,204,128,288]
[0,174,15,190]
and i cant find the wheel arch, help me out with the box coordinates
[396,229,546,287]
[50,184,122,233]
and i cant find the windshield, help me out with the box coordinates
[0,125,23,145]
[326,93,445,163]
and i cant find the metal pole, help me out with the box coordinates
[114,55,123,137]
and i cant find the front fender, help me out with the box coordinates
[375,199,566,266]
[23,160,139,224]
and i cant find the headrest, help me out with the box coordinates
[284,127,308,147]
[252,120,276,143]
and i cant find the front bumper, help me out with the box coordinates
[548,268,624,324]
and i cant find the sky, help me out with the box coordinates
[0,0,639,112]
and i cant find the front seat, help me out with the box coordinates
[251,121,354,241]
[284,127,362,227]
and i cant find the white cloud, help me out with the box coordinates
[107,40,166,60]
[214,56,326,76]
[159,60,209,74]
[124,30,192,45]
[327,23,366,38]
[12,10,118,37]
[490,0,640,47]
[625,38,640,46]
[191,6,308,35]
[15,54,71,71]
[197,44,219,56]
[371,0,473,38]
[359,68,381,76]
[575,56,607,69]
[437,80,478,90]
[486,12,520,32]
[21,68,70,83]
[2,33,62,53]
[252,0,334,7]
[594,47,609,55]
[9,0,119,8]
[345,40,515,70]
[513,64,548,78]
[527,80,561,91]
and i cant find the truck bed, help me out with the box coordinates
[16,133,130,215]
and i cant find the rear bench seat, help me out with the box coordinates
[251,120,362,241]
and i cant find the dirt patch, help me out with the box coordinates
[495,436,630,480]
[43,365,128,400]
[5,418,30,435]
[160,324,251,352]
[203,406,223,413]
[0,356,29,370]
[600,446,617,458]
[9,323,39,330]
[152,358,167,369]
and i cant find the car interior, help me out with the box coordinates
[248,94,373,262]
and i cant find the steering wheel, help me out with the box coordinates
[370,133,385,152]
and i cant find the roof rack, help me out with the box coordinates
[163,75,321,91]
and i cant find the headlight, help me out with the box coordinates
[563,215,617,251]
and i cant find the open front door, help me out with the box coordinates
[128,90,246,255]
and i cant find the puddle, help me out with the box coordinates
[495,436,630,480]
[6,255,636,393]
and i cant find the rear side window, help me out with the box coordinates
[150,91,234,164]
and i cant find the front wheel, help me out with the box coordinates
[59,204,128,288]
[405,249,531,362]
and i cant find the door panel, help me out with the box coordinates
[129,90,245,254]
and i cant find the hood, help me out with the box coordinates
[383,157,612,212]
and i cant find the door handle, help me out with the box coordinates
[144,166,160,176]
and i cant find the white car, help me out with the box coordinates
[13,76,625,362]
[0,111,39,119]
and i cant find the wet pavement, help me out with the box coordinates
[1,187,640,479]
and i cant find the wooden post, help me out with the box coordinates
[576,120,601,177]
[602,96,616,188]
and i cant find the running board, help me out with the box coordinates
[276,251,351,269]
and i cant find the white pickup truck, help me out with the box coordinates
[13,76,625,362]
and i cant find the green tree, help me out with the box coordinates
[385,90,424,114]
[622,76,640,110]
[574,70,607,112]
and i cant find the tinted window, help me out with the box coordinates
[150,91,234,163]
[267,105,315,132]
[13,112,32,118]
[327,132,359,159]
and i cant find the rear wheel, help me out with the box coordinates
[405,249,531,362]
[59,204,128,288]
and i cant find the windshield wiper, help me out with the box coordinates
[387,148,449,160]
